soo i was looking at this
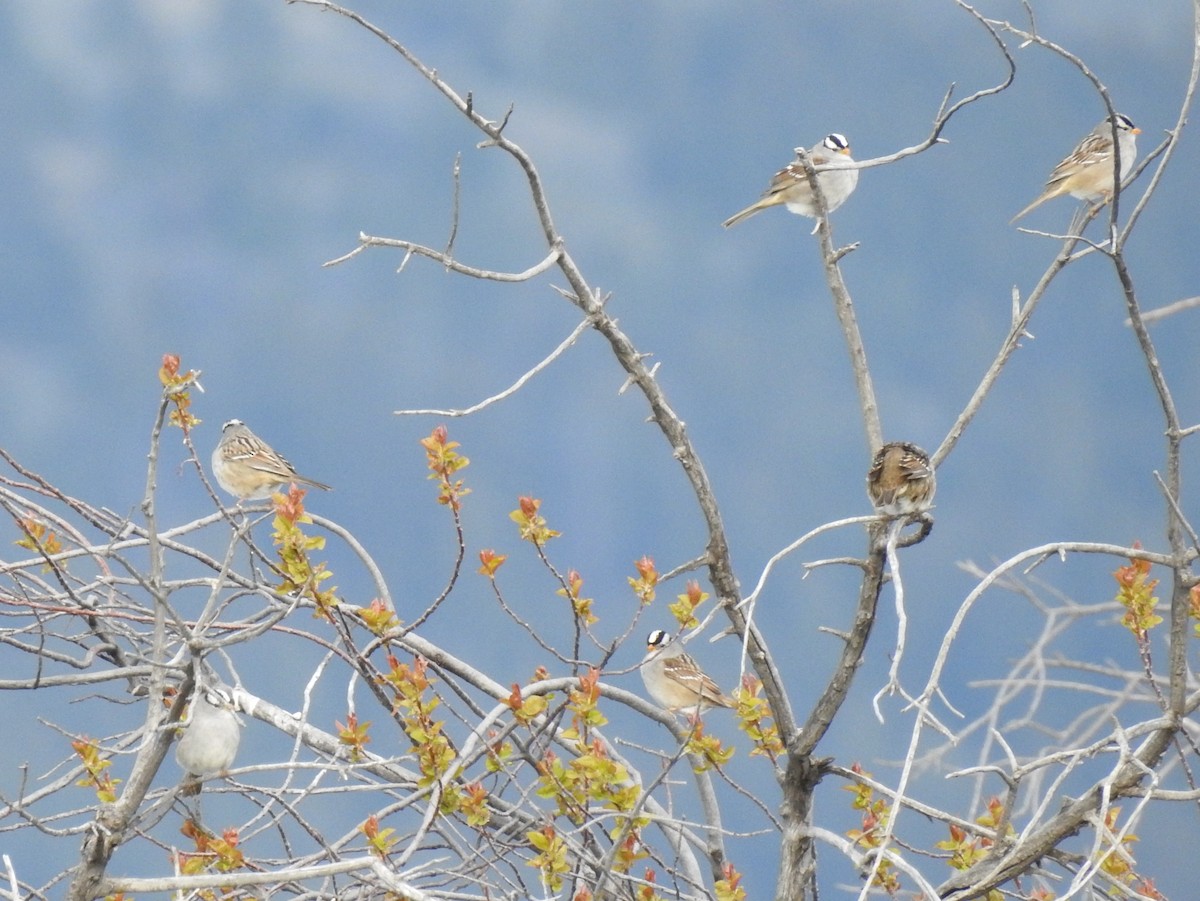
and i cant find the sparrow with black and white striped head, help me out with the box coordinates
[176,684,242,795]
[866,442,936,518]
[211,419,331,501]
[640,629,734,716]
[723,133,859,230]
[1012,114,1141,223]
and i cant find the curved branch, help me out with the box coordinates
[393,316,593,417]
[324,234,562,282]
[291,0,795,741]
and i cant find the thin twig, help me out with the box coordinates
[394,316,593,417]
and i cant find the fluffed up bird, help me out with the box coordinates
[1011,114,1141,223]
[212,419,331,501]
[640,629,734,715]
[176,685,242,794]
[866,442,936,517]
[723,133,859,230]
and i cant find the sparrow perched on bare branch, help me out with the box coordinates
[640,630,734,715]
[211,419,331,501]
[176,685,242,794]
[866,442,936,517]
[723,133,859,229]
[1011,114,1140,222]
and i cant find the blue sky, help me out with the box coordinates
[2,1,1197,896]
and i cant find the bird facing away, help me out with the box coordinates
[866,442,936,517]
[211,419,331,501]
[176,685,242,793]
[640,629,734,715]
[1011,114,1141,223]
[723,133,859,229]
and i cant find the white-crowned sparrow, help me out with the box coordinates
[176,685,242,793]
[211,419,331,501]
[723,133,859,229]
[640,629,734,715]
[866,442,936,517]
[1011,114,1141,222]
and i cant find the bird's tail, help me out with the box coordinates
[722,200,767,229]
[296,476,333,492]
[1010,193,1047,224]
